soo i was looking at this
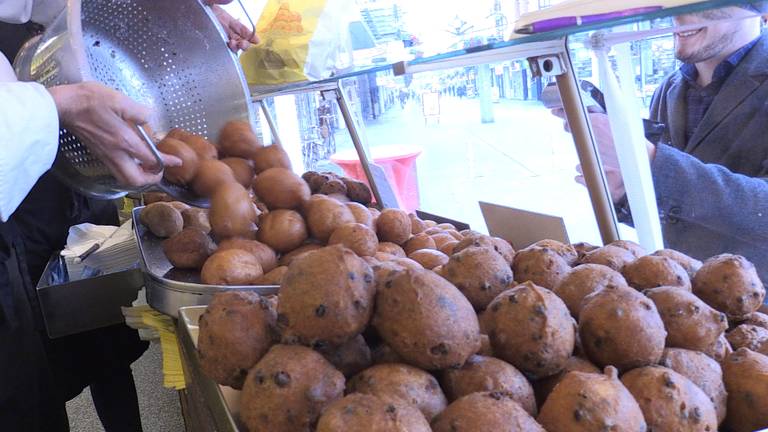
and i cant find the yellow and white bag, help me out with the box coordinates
[241,0,355,86]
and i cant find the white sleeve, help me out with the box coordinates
[0,81,59,222]
[0,0,33,24]
[0,0,65,25]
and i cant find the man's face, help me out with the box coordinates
[672,7,746,63]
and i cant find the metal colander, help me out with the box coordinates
[13,0,255,205]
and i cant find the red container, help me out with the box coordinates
[331,145,422,212]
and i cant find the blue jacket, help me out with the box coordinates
[637,33,768,284]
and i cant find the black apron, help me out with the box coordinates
[0,222,69,431]
[2,20,147,432]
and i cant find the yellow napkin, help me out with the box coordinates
[123,305,187,390]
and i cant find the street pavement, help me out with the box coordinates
[332,95,636,246]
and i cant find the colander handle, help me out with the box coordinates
[136,125,165,175]
[233,0,257,46]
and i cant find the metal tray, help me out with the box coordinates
[36,255,143,338]
[132,207,278,317]
[178,306,243,432]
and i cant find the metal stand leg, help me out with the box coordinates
[332,84,399,209]
[259,100,282,146]
[555,60,620,244]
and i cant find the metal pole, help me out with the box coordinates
[555,58,620,244]
[258,100,282,146]
[334,84,386,207]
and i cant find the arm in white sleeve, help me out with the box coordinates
[0,0,65,25]
[0,81,59,222]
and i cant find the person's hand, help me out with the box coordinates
[48,82,181,187]
[551,109,656,203]
[205,1,260,52]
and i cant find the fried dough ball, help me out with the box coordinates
[652,249,703,279]
[376,209,412,245]
[726,324,768,356]
[157,137,199,185]
[442,246,515,310]
[218,120,261,159]
[200,249,263,285]
[552,263,627,318]
[512,247,570,289]
[254,266,288,285]
[192,159,235,197]
[252,167,311,210]
[392,257,423,272]
[306,197,356,242]
[621,366,718,432]
[660,348,728,425]
[181,133,218,160]
[372,269,481,370]
[220,157,256,187]
[277,243,323,267]
[579,245,636,271]
[645,286,728,352]
[319,179,347,196]
[278,245,374,347]
[608,239,646,258]
[346,202,374,228]
[181,207,211,234]
[440,355,536,416]
[485,282,575,379]
[432,391,545,432]
[409,214,428,235]
[477,334,494,357]
[737,311,768,331]
[316,394,431,432]
[693,254,766,320]
[703,333,733,363]
[579,285,666,371]
[315,334,372,378]
[722,348,768,432]
[140,202,183,238]
[198,291,276,389]
[407,249,449,270]
[537,367,646,432]
[453,234,514,265]
[240,344,344,432]
[371,342,404,365]
[532,356,600,408]
[252,144,292,173]
[403,233,436,255]
[377,242,406,258]
[329,223,379,257]
[217,238,277,273]
[342,178,373,205]
[347,363,447,421]
[303,171,332,193]
[622,255,692,291]
[530,239,578,265]
[162,228,216,270]
[209,182,257,240]
[257,209,308,253]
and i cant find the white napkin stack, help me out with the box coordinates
[61,220,139,281]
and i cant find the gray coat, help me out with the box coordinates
[641,33,768,283]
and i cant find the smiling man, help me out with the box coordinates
[558,3,768,286]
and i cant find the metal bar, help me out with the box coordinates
[334,84,385,207]
[258,99,281,146]
[251,82,339,101]
[555,52,620,244]
[394,40,564,76]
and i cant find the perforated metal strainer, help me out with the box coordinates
[14,0,255,206]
